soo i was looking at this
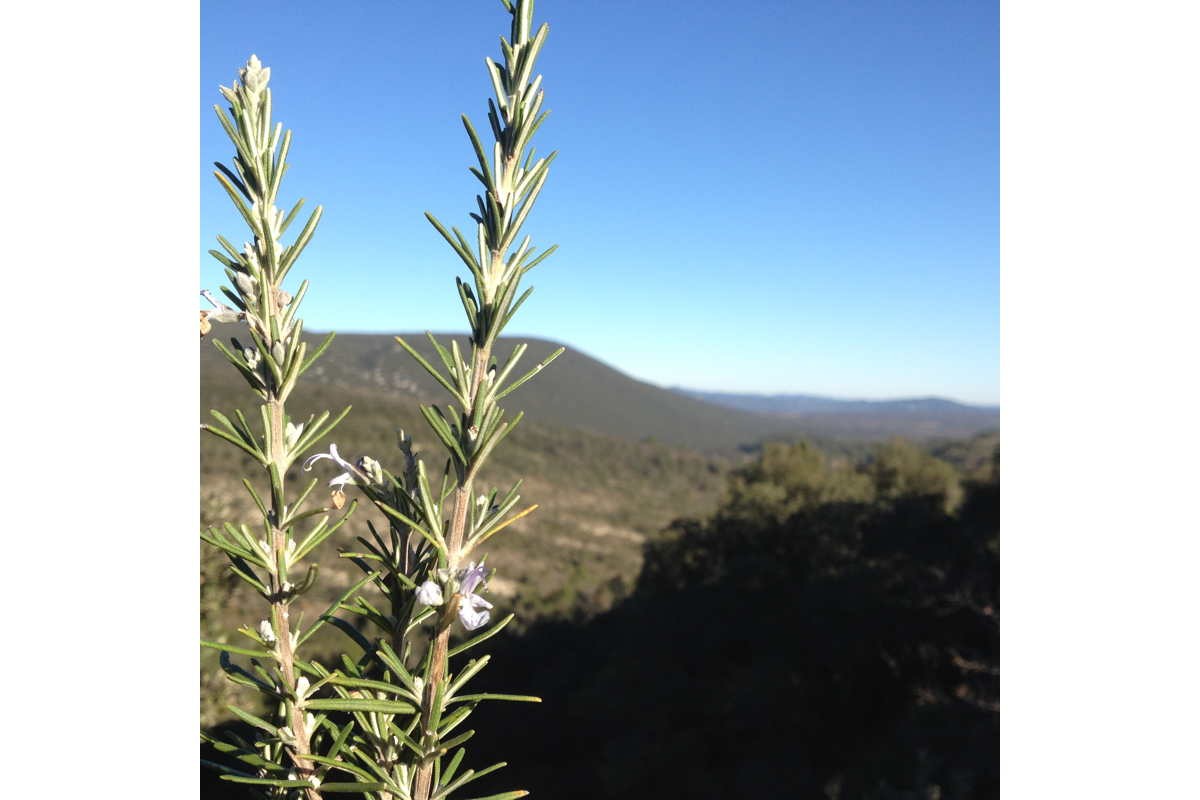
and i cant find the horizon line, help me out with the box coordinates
[290,327,1000,408]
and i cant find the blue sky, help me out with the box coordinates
[201,0,998,404]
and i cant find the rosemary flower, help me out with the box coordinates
[302,443,357,490]
[457,562,493,631]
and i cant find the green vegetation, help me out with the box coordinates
[204,355,996,735]
[202,352,994,658]
[205,376,1000,798]
[722,436,968,528]
[930,430,1001,482]
[460,438,1000,799]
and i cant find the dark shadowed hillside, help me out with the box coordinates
[460,442,1000,800]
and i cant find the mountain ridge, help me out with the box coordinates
[673,388,999,417]
[201,331,999,448]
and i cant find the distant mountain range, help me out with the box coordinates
[672,389,997,417]
[201,332,999,450]
[673,389,1000,439]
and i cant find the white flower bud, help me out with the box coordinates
[358,456,384,485]
[415,581,445,607]
[295,676,310,700]
[233,272,258,296]
[285,421,304,449]
[240,54,270,96]
[242,242,260,270]
[258,620,276,644]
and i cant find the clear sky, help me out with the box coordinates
[200,0,998,405]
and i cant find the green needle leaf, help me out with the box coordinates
[304,698,417,715]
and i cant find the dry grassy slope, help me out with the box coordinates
[200,339,733,717]
[201,374,729,589]
[201,348,734,723]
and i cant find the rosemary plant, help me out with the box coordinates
[203,1,559,798]
[199,55,367,797]
[299,2,560,798]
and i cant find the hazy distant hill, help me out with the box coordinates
[675,389,999,417]
[201,331,999,448]
[675,388,1000,441]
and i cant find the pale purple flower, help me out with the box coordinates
[457,562,493,631]
[200,289,242,324]
[460,562,487,595]
[302,443,356,490]
[458,594,492,631]
[302,443,387,492]
[413,565,493,630]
